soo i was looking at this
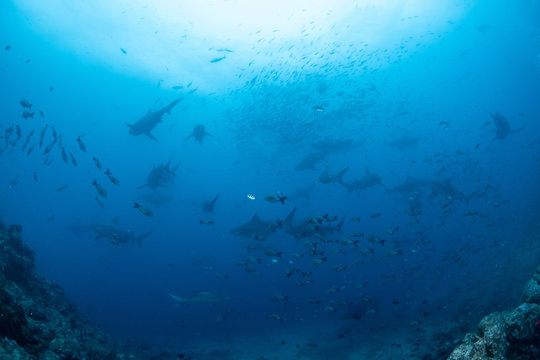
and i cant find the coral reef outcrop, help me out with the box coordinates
[448,266,540,360]
[0,220,136,359]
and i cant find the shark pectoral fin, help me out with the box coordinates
[126,123,133,128]
[184,134,193,141]
[146,132,158,141]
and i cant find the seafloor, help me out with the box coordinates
[2,219,540,360]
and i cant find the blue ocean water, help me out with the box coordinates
[1,0,539,358]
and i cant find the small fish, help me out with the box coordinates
[323,213,338,222]
[47,215,55,222]
[92,157,103,170]
[26,143,36,155]
[95,197,104,208]
[56,184,68,192]
[51,127,58,140]
[37,109,44,117]
[22,130,34,151]
[12,125,22,146]
[172,85,183,90]
[313,106,324,112]
[210,55,226,63]
[8,176,20,186]
[19,99,33,108]
[76,135,87,152]
[70,153,77,166]
[22,111,34,119]
[61,147,68,164]
[200,219,215,225]
[104,169,119,186]
[33,172,38,182]
[43,143,54,155]
[134,202,154,218]
[264,192,287,205]
[216,48,234,52]
[39,125,48,148]
[366,235,386,246]
[215,274,228,280]
[92,179,108,198]
[120,48,127,54]
[269,314,285,322]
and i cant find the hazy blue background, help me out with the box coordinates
[1,0,539,356]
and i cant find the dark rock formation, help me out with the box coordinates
[448,266,540,360]
[0,220,137,359]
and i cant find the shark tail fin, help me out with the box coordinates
[337,167,349,182]
[137,231,152,246]
[284,206,296,226]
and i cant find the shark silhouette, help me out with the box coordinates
[203,195,220,214]
[185,124,211,145]
[283,206,344,239]
[91,218,151,246]
[338,169,383,193]
[138,157,180,189]
[127,98,183,141]
[488,112,523,140]
[230,213,280,239]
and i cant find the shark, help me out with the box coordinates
[388,177,478,203]
[203,195,220,214]
[230,213,280,239]
[169,291,230,306]
[138,157,179,189]
[386,136,420,151]
[127,98,183,141]
[185,124,211,145]
[318,166,349,184]
[283,206,345,239]
[90,218,151,246]
[295,150,328,171]
[338,168,383,193]
[488,112,523,140]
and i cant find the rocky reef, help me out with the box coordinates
[0,220,137,360]
[448,266,540,360]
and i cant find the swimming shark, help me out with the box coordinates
[90,219,151,246]
[283,206,345,239]
[230,213,280,239]
[388,177,478,203]
[386,136,420,151]
[185,124,211,145]
[338,168,383,193]
[138,157,179,189]
[169,291,230,306]
[203,195,220,214]
[127,98,183,141]
[295,150,328,171]
[488,112,523,140]
[318,166,349,184]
